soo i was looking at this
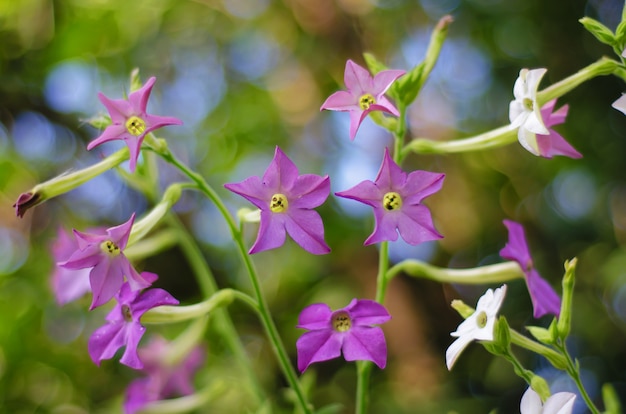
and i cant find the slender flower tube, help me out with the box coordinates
[89,77,183,172]
[321,60,405,140]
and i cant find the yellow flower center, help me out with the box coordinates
[523,97,534,111]
[382,192,402,211]
[100,240,121,257]
[359,94,376,110]
[476,311,488,329]
[121,305,133,322]
[332,311,351,332]
[270,193,288,213]
[125,116,147,136]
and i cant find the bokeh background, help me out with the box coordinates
[2,0,626,412]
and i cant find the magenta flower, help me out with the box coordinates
[124,336,205,414]
[499,220,561,318]
[88,278,179,369]
[320,59,405,140]
[88,77,183,172]
[335,148,445,245]
[518,99,582,159]
[224,146,331,255]
[51,227,96,305]
[13,192,40,218]
[60,214,153,309]
[296,298,391,372]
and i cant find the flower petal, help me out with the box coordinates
[520,387,543,414]
[375,148,405,191]
[107,213,135,248]
[296,330,342,372]
[536,130,582,159]
[343,326,388,368]
[263,146,299,192]
[87,124,130,150]
[364,208,400,245]
[128,77,156,112]
[88,321,126,365]
[119,322,146,369]
[500,220,533,268]
[320,90,359,111]
[402,171,445,205]
[445,333,474,370]
[297,303,332,330]
[343,60,373,96]
[543,392,576,414]
[284,210,330,254]
[130,287,179,319]
[289,174,330,209]
[89,259,124,309]
[249,210,287,254]
[224,176,268,210]
[612,94,626,115]
[346,299,391,326]
[396,205,443,245]
[372,69,405,96]
[526,268,561,318]
[348,108,367,140]
[335,180,382,207]
[98,93,132,122]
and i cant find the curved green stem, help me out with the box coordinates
[509,330,567,370]
[157,148,312,414]
[386,260,524,285]
[555,342,601,414]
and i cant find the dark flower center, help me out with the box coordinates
[332,311,351,332]
[121,305,133,322]
[100,240,121,257]
[125,116,147,136]
[270,193,288,213]
[359,94,376,110]
[382,192,402,211]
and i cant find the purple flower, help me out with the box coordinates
[519,99,582,159]
[320,60,405,140]
[499,220,561,318]
[88,278,179,369]
[60,214,153,309]
[13,192,40,218]
[88,77,183,172]
[51,227,96,305]
[296,298,391,372]
[224,146,331,255]
[335,148,445,245]
[124,336,205,414]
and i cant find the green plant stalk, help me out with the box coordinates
[157,148,312,414]
[165,213,266,405]
[386,259,524,284]
[554,342,601,414]
[509,330,567,369]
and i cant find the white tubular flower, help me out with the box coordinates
[509,68,550,155]
[520,387,576,414]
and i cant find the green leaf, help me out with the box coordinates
[526,325,553,344]
[602,383,622,414]
[579,17,616,46]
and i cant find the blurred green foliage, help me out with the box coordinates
[2,0,626,412]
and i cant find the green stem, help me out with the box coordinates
[386,260,524,285]
[165,213,266,405]
[555,342,601,414]
[509,330,567,370]
[158,149,312,414]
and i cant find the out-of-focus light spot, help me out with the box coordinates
[0,122,9,150]
[191,199,233,247]
[493,17,538,59]
[223,0,269,19]
[267,63,320,125]
[228,34,281,80]
[388,239,437,263]
[547,169,596,221]
[337,0,374,15]
[12,112,56,162]
[43,305,85,344]
[0,227,29,275]
[419,0,460,19]
[586,0,623,30]
[44,60,97,114]
[611,283,626,325]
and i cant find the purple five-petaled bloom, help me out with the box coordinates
[124,336,205,414]
[60,213,153,309]
[88,77,183,172]
[296,298,391,372]
[224,146,331,255]
[499,220,561,318]
[335,148,445,246]
[88,277,179,370]
[526,99,582,159]
[320,59,405,140]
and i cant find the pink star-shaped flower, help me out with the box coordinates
[60,214,153,309]
[224,146,331,255]
[89,77,183,171]
[321,60,405,140]
[335,148,444,245]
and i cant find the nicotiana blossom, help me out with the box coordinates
[224,146,331,255]
[320,59,405,140]
[509,68,551,155]
[88,77,182,172]
[335,148,445,245]
[520,387,576,414]
[88,278,179,370]
[446,285,507,370]
[612,93,626,115]
[518,99,582,159]
[296,298,391,372]
[51,227,96,305]
[124,336,205,414]
[60,214,153,309]
[500,220,561,319]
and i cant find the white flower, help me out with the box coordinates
[520,387,576,414]
[509,68,550,155]
[611,94,626,115]
[446,285,507,370]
